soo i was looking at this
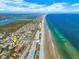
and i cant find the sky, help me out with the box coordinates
[53,0,79,3]
[25,0,79,5]
[0,0,79,13]
[24,0,53,5]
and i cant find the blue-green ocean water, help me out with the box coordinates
[46,14,79,59]
[46,14,79,50]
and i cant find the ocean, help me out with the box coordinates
[46,14,79,59]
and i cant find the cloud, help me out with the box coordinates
[44,3,79,13]
[0,0,79,13]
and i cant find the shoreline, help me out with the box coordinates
[41,16,58,59]
[45,20,59,59]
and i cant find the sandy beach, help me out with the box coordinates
[39,16,58,59]
[44,21,58,59]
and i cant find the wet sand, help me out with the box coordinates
[43,19,58,59]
